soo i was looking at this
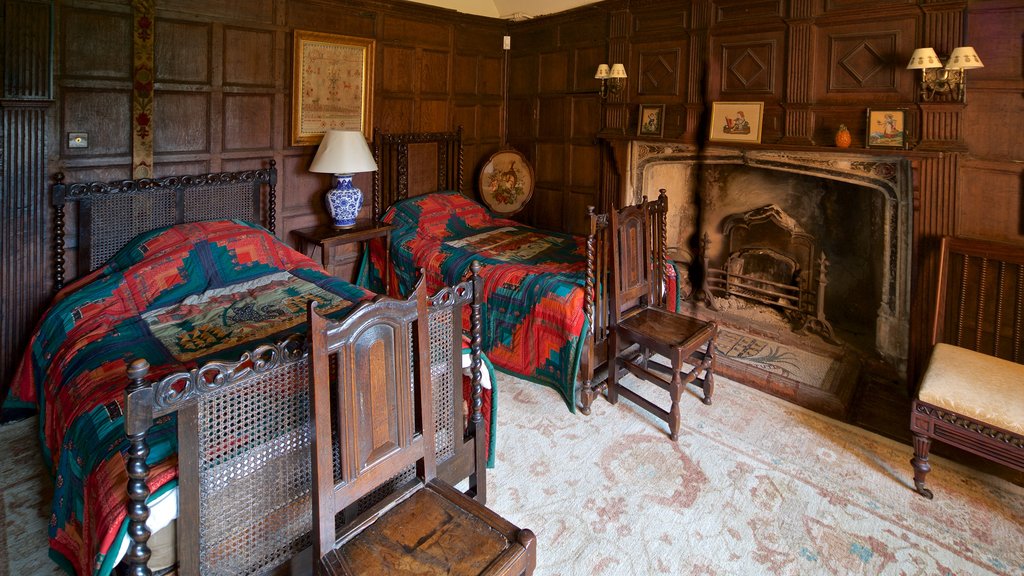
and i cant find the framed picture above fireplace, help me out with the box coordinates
[866,109,907,149]
[709,102,763,143]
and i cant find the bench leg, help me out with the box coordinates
[911,433,934,499]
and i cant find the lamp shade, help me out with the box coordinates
[595,64,610,79]
[906,47,941,70]
[609,63,627,78]
[946,46,984,70]
[309,130,378,175]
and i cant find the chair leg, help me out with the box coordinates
[702,337,716,405]
[607,332,619,405]
[911,433,934,499]
[668,368,683,441]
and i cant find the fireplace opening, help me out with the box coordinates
[630,143,913,417]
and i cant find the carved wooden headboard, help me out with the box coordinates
[51,162,277,290]
[371,128,464,220]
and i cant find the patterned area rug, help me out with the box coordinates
[488,372,1024,575]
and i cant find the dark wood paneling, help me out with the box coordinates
[4,1,53,97]
[713,34,782,98]
[62,8,132,80]
[153,92,211,154]
[156,20,211,84]
[223,94,274,151]
[62,89,132,157]
[420,50,450,95]
[223,27,275,87]
[381,46,417,93]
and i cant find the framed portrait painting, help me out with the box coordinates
[637,104,665,137]
[292,30,374,145]
[866,109,906,149]
[709,102,763,143]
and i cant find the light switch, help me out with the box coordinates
[68,132,88,148]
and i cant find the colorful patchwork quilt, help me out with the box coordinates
[3,220,376,575]
[359,191,590,412]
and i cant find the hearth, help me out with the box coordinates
[627,142,914,417]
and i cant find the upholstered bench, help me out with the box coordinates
[909,236,1024,499]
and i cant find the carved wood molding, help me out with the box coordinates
[914,403,1024,449]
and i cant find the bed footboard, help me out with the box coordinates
[579,206,611,414]
[123,273,486,575]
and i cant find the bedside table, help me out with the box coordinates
[292,219,393,290]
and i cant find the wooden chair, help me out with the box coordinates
[910,236,1024,498]
[307,278,536,575]
[604,190,718,441]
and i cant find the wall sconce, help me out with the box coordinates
[907,46,983,103]
[595,63,626,99]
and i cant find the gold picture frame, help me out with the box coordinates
[866,108,907,149]
[291,30,374,146]
[709,101,763,143]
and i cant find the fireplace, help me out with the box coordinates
[627,143,913,377]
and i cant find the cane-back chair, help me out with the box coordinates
[307,278,536,575]
[605,190,718,441]
[910,236,1024,498]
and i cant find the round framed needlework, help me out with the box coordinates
[479,149,534,215]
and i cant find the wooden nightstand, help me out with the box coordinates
[292,219,393,289]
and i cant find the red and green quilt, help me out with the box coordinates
[359,191,590,413]
[4,220,375,575]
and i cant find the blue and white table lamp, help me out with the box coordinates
[310,129,378,228]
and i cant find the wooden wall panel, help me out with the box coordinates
[814,18,917,103]
[62,90,132,156]
[161,0,275,23]
[957,163,1023,242]
[539,52,569,93]
[62,8,132,79]
[223,94,274,151]
[153,92,211,153]
[712,0,784,23]
[420,50,451,95]
[381,46,418,93]
[712,33,783,99]
[636,45,684,98]
[223,27,275,87]
[156,20,211,84]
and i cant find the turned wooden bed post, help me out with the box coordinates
[52,173,67,292]
[123,359,154,576]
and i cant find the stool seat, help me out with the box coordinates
[918,343,1024,436]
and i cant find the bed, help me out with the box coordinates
[360,129,612,414]
[3,164,493,575]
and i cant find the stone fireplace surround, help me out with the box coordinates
[626,142,914,375]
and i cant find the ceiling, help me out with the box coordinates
[406,0,599,19]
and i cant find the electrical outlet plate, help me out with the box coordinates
[68,132,88,148]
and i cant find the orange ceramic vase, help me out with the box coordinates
[835,124,851,148]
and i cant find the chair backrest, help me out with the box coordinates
[308,281,436,562]
[608,190,669,323]
[933,236,1024,363]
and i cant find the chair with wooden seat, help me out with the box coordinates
[604,190,718,441]
[307,276,536,575]
[910,236,1024,499]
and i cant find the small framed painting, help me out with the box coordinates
[866,109,906,149]
[709,102,763,143]
[479,149,535,215]
[637,104,665,137]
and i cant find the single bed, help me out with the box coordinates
[3,164,493,575]
[360,129,613,413]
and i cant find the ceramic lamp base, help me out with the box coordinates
[325,173,363,228]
